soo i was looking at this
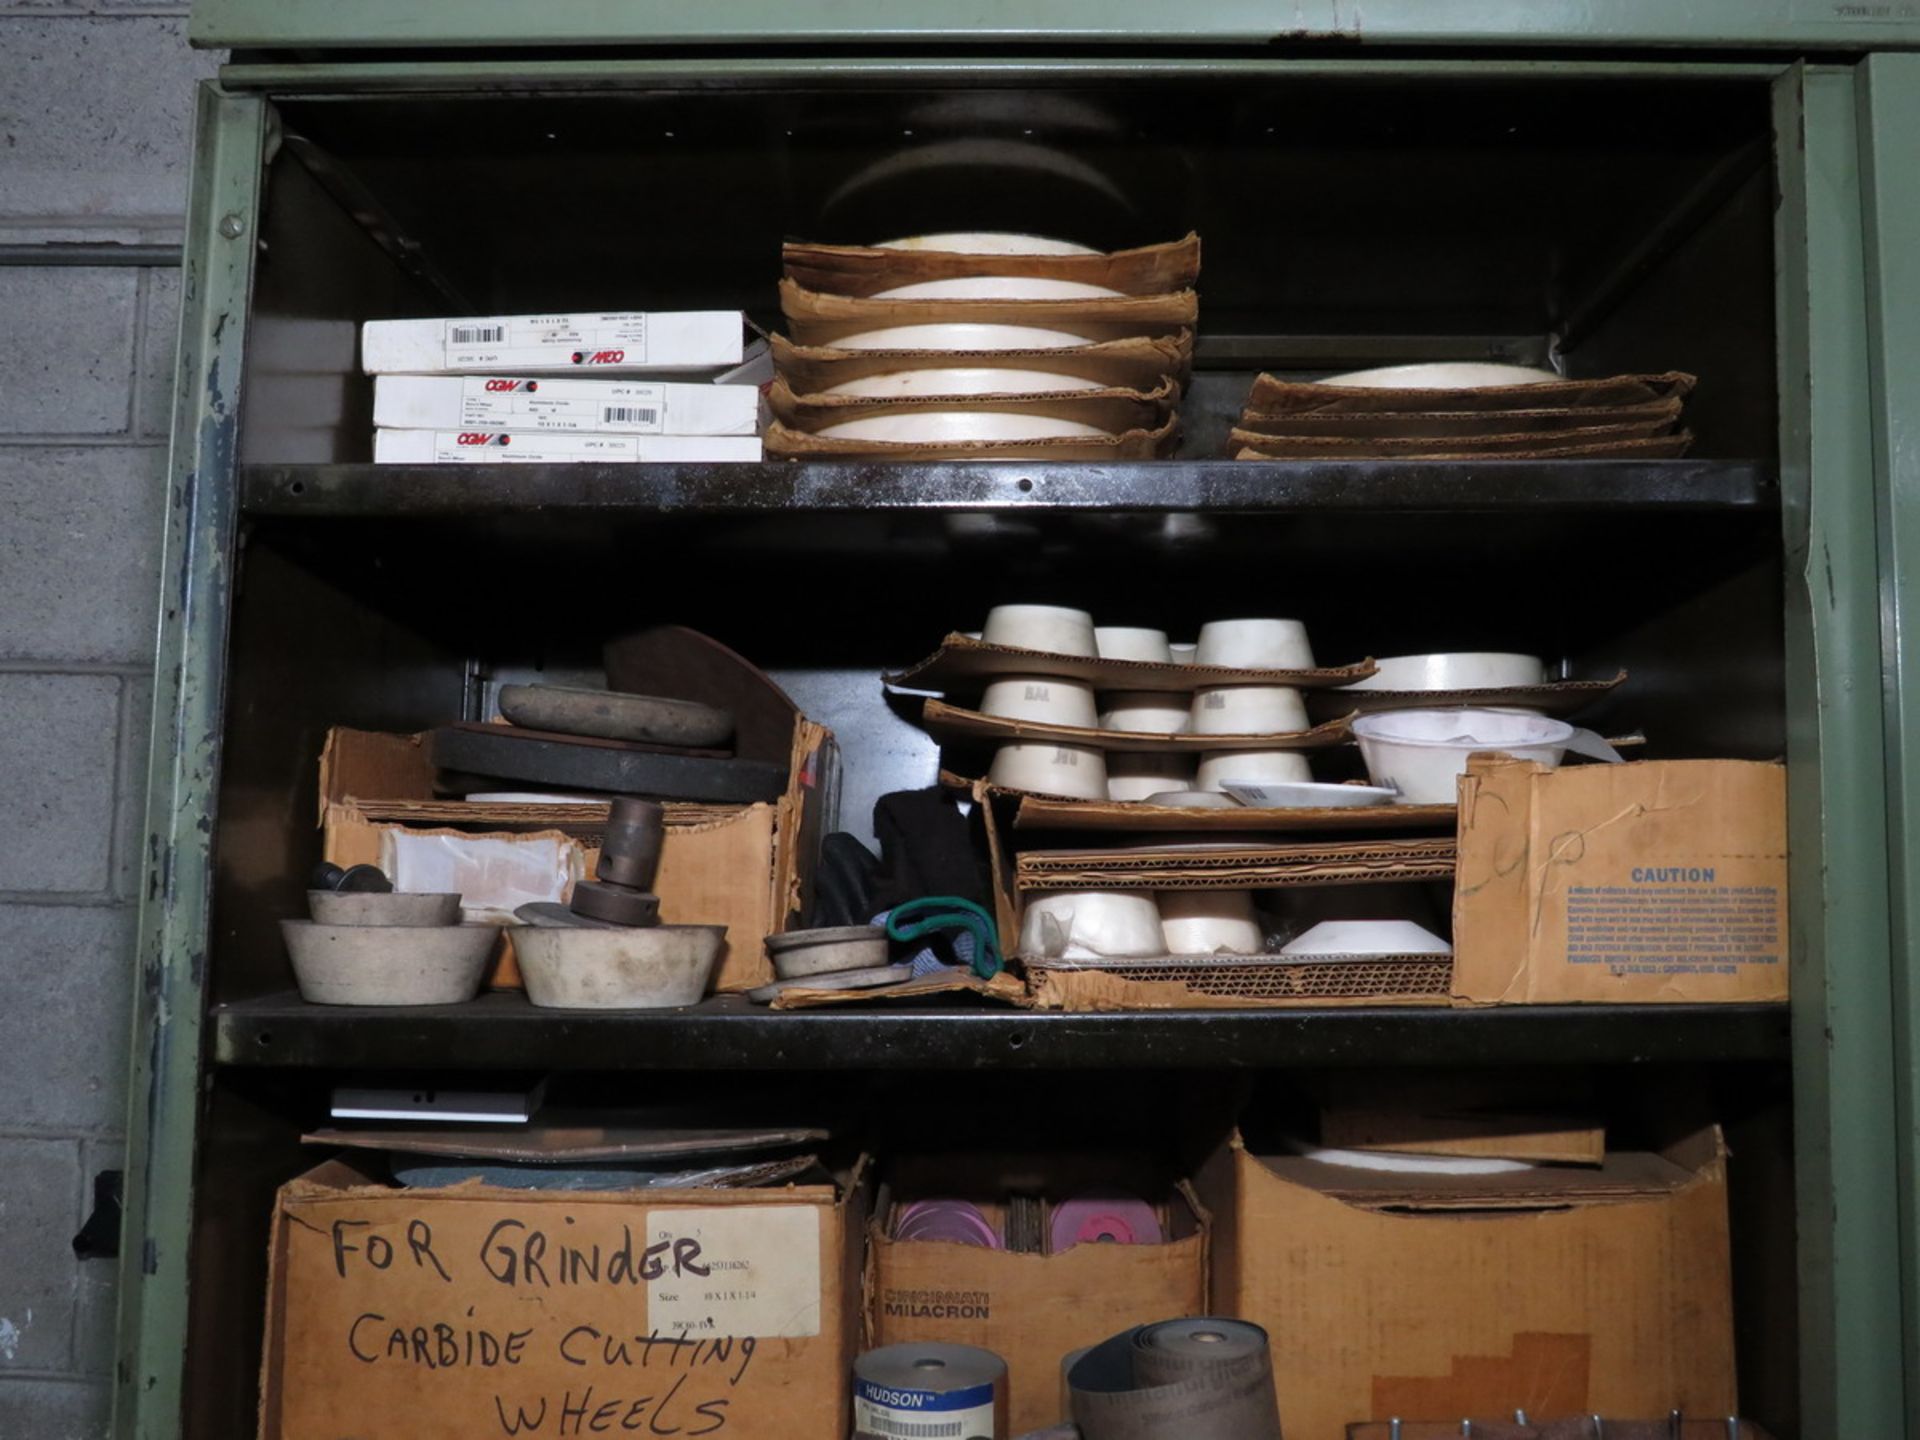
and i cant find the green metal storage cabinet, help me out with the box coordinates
[125,8,1920,1438]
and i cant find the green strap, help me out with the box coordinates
[886,896,1004,979]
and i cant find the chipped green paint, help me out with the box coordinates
[114,84,266,1440]
[1774,62,1909,1435]
[1855,52,1920,1430]
[187,0,1920,52]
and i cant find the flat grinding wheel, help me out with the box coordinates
[498,684,734,748]
[568,881,662,928]
[429,726,786,804]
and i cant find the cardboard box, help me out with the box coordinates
[1198,1127,1735,1440]
[361,311,745,375]
[1452,758,1788,1004]
[257,1159,865,1440]
[865,1155,1207,1435]
[318,721,834,992]
[373,374,760,436]
[764,415,1175,462]
[778,279,1197,349]
[769,332,1192,396]
[373,430,762,463]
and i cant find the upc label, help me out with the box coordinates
[854,1378,996,1440]
[442,313,650,369]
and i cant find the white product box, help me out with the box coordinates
[372,374,760,436]
[373,429,763,463]
[360,310,745,374]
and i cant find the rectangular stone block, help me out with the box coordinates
[0,906,134,1131]
[0,675,120,892]
[0,1378,109,1440]
[0,446,166,665]
[0,1138,82,1371]
[0,18,218,222]
[0,270,137,437]
[0,269,137,435]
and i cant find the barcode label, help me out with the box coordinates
[602,405,660,425]
[861,1416,962,1439]
[450,324,506,345]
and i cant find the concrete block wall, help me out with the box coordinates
[0,10,219,1437]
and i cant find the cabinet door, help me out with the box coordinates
[1773,59,1910,1440]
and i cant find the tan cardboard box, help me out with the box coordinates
[258,1159,866,1440]
[865,1156,1207,1435]
[317,722,834,992]
[1198,1127,1735,1440]
[1453,757,1788,1005]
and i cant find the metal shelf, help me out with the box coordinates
[211,991,1790,1071]
[241,459,1778,518]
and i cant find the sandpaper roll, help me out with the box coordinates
[1067,1318,1281,1440]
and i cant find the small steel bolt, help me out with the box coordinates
[218,213,246,239]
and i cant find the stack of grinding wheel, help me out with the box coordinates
[1229,362,1697,460]
[766,230,1201,460]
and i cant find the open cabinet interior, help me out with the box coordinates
[190,65,1798,1440]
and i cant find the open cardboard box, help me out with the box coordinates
[864,1151,1207,1435]
[1452,757,1787,1005]
[1197,1123,1735,1440]
[257,1157,867,1440]
[318,719,835,992]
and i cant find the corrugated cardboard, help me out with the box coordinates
[885,635,1375,694]
[1236,434,1694,461]
[1315,1072,1604,1165]
[1015,837,1458,891]
[1245,371,1696,416]
[1235,397,1683,438]
[1229,425,1690,461]
[781,233,1202,298]
[257,1159,865,1440]
[766,376,1175,433]
[1452,758,1788,1005]
[1304,672,1626,723]
[764,415,1178,462]
[1198,1127,1735,1440]
[1023,957,1453,1010]
[865,1154,1207,1436]
[317,721,835,993]
[770,332,1191,395]
[779,279,1197,347]
[1008,790,1455,834]
[919,697,1352,752]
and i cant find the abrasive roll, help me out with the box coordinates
[1066,1318,1282,1440]
[854,1341,1009,1440]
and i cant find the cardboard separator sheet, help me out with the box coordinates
[1022,954,1455,1010]
[1231,426,1692,460]
[303,1123,831,1165]
[919,697,1354,753]
[779,279,1199,344]
[1014,836,1459,891]
[1236,432,1694,461]
[1009,790,1456,834]
[781,233,1202,298]
[888,636,1376,694]
[1305,670,1627,721]
[1245,369,1697,415]
[767,376,1177,432]
[767,415,1177,462]
[1234,396,1684,438]
[770,332,1192,395]
[768,968,1031,1010]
